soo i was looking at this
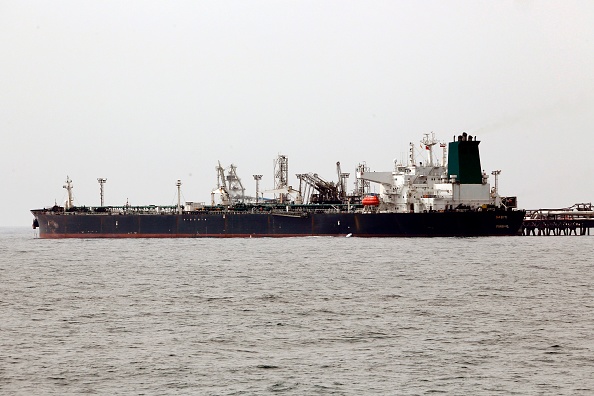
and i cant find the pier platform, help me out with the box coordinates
[522,203,594,236]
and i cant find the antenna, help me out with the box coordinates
[97,178,107,206]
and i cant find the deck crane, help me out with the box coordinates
[296,173,340,204]
[213,161,231,206]
[336,161,350,201]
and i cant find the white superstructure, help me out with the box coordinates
[357,133,504,213]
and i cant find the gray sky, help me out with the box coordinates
[2,1,594,226]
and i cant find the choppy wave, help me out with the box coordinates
[1,228,593,395]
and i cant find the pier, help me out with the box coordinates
[522,203,594,236]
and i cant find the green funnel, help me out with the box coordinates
[448,133,482,184]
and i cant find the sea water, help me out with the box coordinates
[1,227,593,395]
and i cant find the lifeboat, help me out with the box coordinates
[362,195,380,206]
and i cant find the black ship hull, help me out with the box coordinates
[32,209,525,238]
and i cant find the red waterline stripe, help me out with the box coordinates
[37,232,515,238]
[38,233,349,239]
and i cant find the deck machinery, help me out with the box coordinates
[32,133,525,238]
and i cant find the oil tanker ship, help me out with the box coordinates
[31,133,524,238]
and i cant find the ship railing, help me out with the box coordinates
[49,203,364,216]
[53,205,180,215]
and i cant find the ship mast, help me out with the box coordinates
[176,179,182,214]
[491,170,501,196]
[409,142,415,167]
[97,178,107,206]
[274,154,289,203]
[253,175,263,203]
[421,132,439,166]
[63,176,74,209]
[354,162,370,198]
